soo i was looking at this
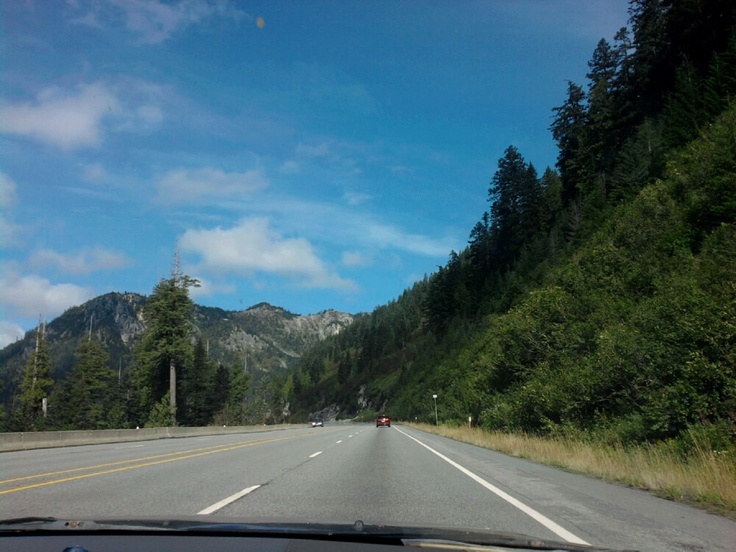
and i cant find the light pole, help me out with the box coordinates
[432,394,438,425]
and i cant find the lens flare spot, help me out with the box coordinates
[256,17,265,29]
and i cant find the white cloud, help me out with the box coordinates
[28,247,131,274]
[180,218,356,290]
[0,172,18,207]
[0,79,171,151]
[108,79,169,133]
[391,165,415,177]
[293,139,363,175]
[81,163,107,183]
[0,83,118,151]
[296,142,330,159]
[288,63,379,119]
[0,218,23,248]
[187,277,236,299]
[363,221,457,257]
[342,191,371,206]
[291,137,369,178]
[70,0,247,44]
[342,251,371,267]
[0,274,94,318]
[157,167,269,204]
[0,321,25,349]
[222,192,457,260]
[493,0,628,41]
[115,0,246,44]
[0,172,20,247]
[136,104,163,124]
[279,160,300,174]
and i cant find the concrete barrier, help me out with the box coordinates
[0,424,300,452]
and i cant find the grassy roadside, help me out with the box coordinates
[406,423,736,519]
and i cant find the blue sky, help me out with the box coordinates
[0,1,630,346]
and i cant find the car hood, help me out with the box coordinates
[0,516,633,551]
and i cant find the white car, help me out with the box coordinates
[311,419,324,427]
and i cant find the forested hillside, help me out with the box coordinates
[287,0,736,448]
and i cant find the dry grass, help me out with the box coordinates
[407,423,736,518]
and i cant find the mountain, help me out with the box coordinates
[193,301,354,372]
[0,292,354,408]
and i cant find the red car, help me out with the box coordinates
[376,415,391,427]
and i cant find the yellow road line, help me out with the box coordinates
[1,442,247,485]
[0,433,310,495]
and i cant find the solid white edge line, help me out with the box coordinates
[394,427,589,546]
[198,485,261,515]
[309,451,323,458]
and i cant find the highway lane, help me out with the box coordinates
[2,423,735,551]
[1,426,343,518]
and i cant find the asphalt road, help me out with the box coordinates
[2,423,734,551]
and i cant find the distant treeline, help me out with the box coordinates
[1,273,253,432]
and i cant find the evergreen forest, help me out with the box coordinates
[286,0,736,450]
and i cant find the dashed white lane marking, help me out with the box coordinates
[198,485,261,515]
[336,440,343,444]
[394,426,589,546]
[309,451,323,458]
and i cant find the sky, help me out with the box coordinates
[0,0,631,347]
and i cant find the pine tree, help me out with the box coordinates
[179,339,217,426]
[0,377,6,432]
[212,358,250,426]
[131,255,199,427]
[17,323,54,431]
[488,146,541,269]
[550,81,588,203]
[583,38,625,196]
[67,338,115,429]
[538,168,563,235]
[467,212,493,304]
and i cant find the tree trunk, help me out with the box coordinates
[169,359,177,426]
